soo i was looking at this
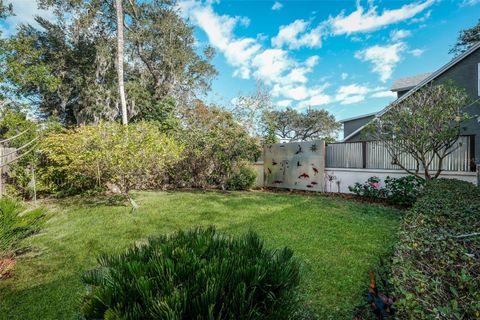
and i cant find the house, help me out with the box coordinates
[340,42,480,164]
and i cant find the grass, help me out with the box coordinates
[0,190,400,319]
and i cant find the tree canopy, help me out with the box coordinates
[450,19,480,56]
[365,81,470,180]
[263,107,340,142]
[0,0,217,125]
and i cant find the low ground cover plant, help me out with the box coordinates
[80,227,300,319]
[390,179,480,318]
[349,175,424,206]
[0,198,45,277]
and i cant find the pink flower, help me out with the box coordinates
[370,182,381,189]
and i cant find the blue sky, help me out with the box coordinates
[2,0,480,121]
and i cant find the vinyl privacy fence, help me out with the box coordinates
[326,136,473,172]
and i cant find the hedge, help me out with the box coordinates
[390,179,480,319]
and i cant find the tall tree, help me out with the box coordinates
[115,0,128,125]
[263,107,340,142]
[1,0,216,125]
[365,81,470,180]
[450,19,480,56]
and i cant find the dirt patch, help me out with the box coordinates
[0,256,16,279]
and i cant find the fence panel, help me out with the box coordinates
[326,142,363,168]
[327,136,472,172]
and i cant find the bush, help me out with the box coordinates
[80,227,300,319]
[390,179,480,319]
[0,198,44,258]
[39,122,183,197]
[170,101,261,189]
[349,175,424,206]
[226,164,256,190]
[348,176,385,198]
[384,175,424,206]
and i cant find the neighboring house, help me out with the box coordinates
[340,42,480,164]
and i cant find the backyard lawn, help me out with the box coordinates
[0,191,400,319]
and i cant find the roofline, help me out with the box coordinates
[342,41,480,142]
[339,112,377,123]
[390,85,414,92]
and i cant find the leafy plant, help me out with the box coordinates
[349,176,425,206]
[0,197,44,258]
[384,175,425,206]
[349,176,386,199]
[171,101,261,189]
[39,122,183,199]
[390,179,480,319]
[80,227,300,319]
[226,163,257,190]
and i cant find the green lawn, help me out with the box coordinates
[0,191,400,319]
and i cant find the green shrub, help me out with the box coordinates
[349,175,424,206]
[226,164,256,190]
[390,179,480,319]
[384,175,425,206]
[348,176,385,198]
[39,122,183,197]
[0,198,45,257]
[80,227,300,319]
[170,102,261,189]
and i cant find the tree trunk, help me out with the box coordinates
[115,0,128,125]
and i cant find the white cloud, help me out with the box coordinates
[272,19,322,49]
[409,48,425,57]
[371,90,397,98]
[355,43,406,82]
[461,0,480,6]
[2,0,55,35]
[298,94,332,108]
[272,1,283,10]
[390,29,412,41]
[179,0,261,79]
[252,49,293,84]
[335,84,369,104]
[341,72,348,80]
[305,55,319,68]
[328,0,435,35]
[277,99,292,107]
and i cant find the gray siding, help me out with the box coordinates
[345,47,480,162]
[432,48,480,163]
[342,115,375,139]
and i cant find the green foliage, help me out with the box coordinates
[0,198,45,257]
[171,101,261,189]
[390,179,480,319]
[80,227,300,319]
[348,176,385,199]
[1,0,216,125]
[384,175,425,206]
[39,122,182,196]
[349,175,424,206]
[226,164,257,190]
[450,19,480,56]
[263,107,340,142]
[0,107,40,199]
[365,81,470,180]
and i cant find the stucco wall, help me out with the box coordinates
[324,168,477,193]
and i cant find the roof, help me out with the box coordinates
[390,72,433,92]
[342,41,480,142]
[339,112,377,123]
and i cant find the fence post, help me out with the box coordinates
[470,135,476,172]
[362,141,367,169]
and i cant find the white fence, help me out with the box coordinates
[326,136,473,172]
